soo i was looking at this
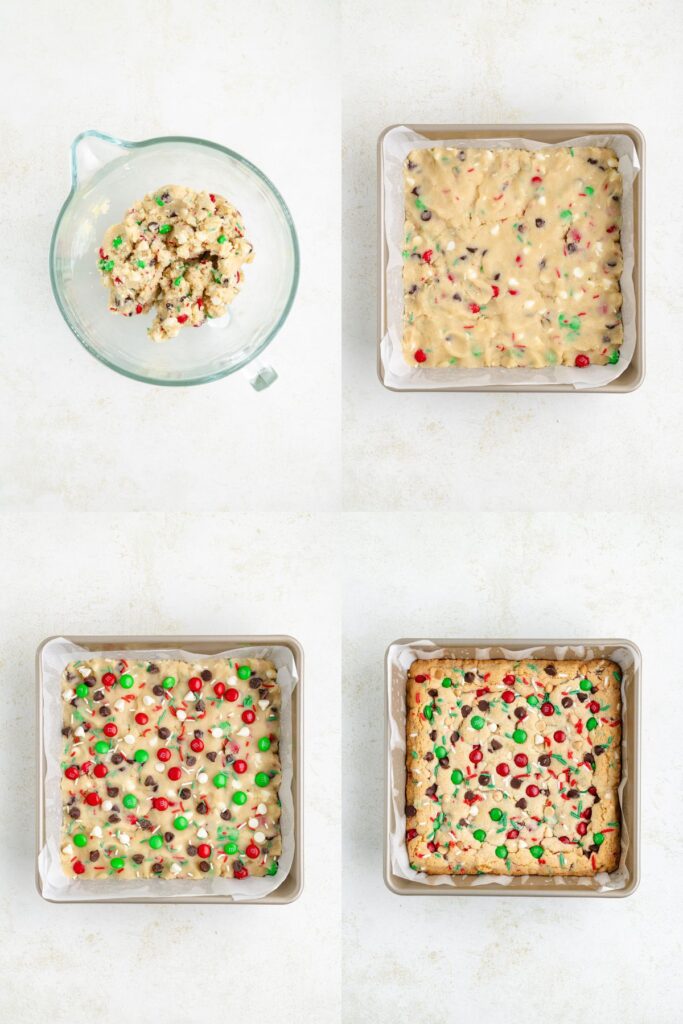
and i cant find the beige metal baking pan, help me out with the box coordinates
[384,637,640,897]
[36,634,303,904]
[378,123,645,392]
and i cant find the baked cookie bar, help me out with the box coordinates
[406,658,621,875]
[60,656,281,880]
[98,184,254,341]
[403,147,623,368]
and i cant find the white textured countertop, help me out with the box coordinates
[342,1,681,1022]
[0,2,340,1021]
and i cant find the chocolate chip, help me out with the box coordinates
[587,157,598,165]
[108,814,120,824]
[477,700,489,712]
[179,788,191,800]
[151,862,163,874]
[428,688,438,698]
[164,831,174,843]
[69,807,81,819]
[61,727,71,737]
[225,754,235,765]
[92,690,104,702]
[147,663,159,673]
[514,707,527,720]
[535,218,545,228]
[584,753,596,768]
[577,692,588,702]
[220,809,231,821]
[186,755,197,767]
[206,751,217,762]
[408,284,418,295]
[452,292,462,301]
[158,727,170,740]
[425,783,437,798]
[99,705,111,716]
[478,773,491,786]
[111,752,124,765]
[195,700,205,713]
[196,801,208,814]
[424,752,434,762]
[461,705,472,717]
[199,861,211,873]
[465,790,475,802]
[132,853,143,864]
[420,211,432,221]
[194,728,204,738]
[450,731,460,744]
[515,798,527,809]
[588,843,600,854]
[490,739,502,751]
[561,697,573,708]
[187,844,197,856]
[90,851,101,862]
[429,729,437,741]
[464,672,475,683]
[594,745,606,756]
[405,804,416,818]
[544,664,557,676]
[439,757,449,768]
[249,677,262,689]
[510,777,522,790]
[106,786,119,797]
[493,272,500,281]
[466,247,478,254]
[199,668,212,682]
[567,788,580,798]
[138,818,152,831]
[407,159,417,171]
[567,242,577,253]
[539,755,551,767]
[153,685,164,696]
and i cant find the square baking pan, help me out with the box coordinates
[377,123,645,392]
[36,634,303,905]
[384,637,640,897]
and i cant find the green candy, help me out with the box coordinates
[526,695,540,707]
[173,275,183,286]
[134,749,149,764]
[159,224,172,235]
[451,769,464,785]
[155,196,164,206]
[441,677,452,688]
[586,717,598,731]
[232,791,247,806]
[434,745,447,759]
[149,835,163,849]
[512,728,527,744]
[579,678,593,691]
[489,808,503,822]
[594,832,605,845]
[137,260,146,268]
[255,772,270,788]
[530,845,544,859]
[99,259,115,272]
[73,833,88,848]
[223,841,239,855]
[174,816,188,831]
[473,829,486,843]
[112,235,123,248]
[608,349,620,365]
[495,845,508,859]
[75,684,89,698]
[162,676,176,689]
[266,861,279,876]
[213,772,228,788]
[560,209,572,219]
[237,665,252,680]
[94,740,110,755]
[119,673,134,689]
[110,857,125,870]
[123,794,138,809]
[424,705,433,721]
[257,737,271,752]
[217,234,227,243]
[471,715,485,731]
[585,185,594,196]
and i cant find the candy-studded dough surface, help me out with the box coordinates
[406,658,621,876]
[98,185,254,342]
[60,656,281,880]
[403,147,623,368]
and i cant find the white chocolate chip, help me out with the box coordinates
[539,194,546,206]
[258,700,270,710]
[176,709,187,721]
[119,833,130,846]
[237,727,250,737]
[155,762,164,772]
[90,826,102,838]
[489,723,498,732]
[248,817,259,829]
[63,689,75,701]
[211,727,223,738]
[573,267,584,278]
[254,831,265,843]
[103,800,113,811]
[535,735,544,745]
[446,240,455,251]
[143,695,154,706]
[74,726,85,738]
[170,863,181,874]
[185,691,196,702]
[124,734,135,745]
[114,699,125,712]
[228,676,238,686]
[62,844,73,856]
[490,224,500,235]
[197,827,208,839]
[197,772,208,783]
[257,803,267,815]
[508,277,519,287]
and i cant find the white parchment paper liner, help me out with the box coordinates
[388,640,633,891]
[39,637,297,902]
[381,126,639,390]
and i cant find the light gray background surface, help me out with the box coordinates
[342,2,682,1022]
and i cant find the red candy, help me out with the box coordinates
[197,843,211,859]
[554,730,566,743]
[213,682,226,698]
[103,723,118,737]
[226,687,239,702]
[93,764,108,779]
[65,766,79,780]
[135,304,143,314]
[491,284,500,298]
[531,175,543,183]
[406,828,418,841]
[421,249,433,263]
[245,843,260,860]
[469,303,480,314]
[177,314,188,324]
[190,738,204,753]
[502,689,515,703]
[209,194,216,203]
[242,709,256,724]
[496,762,510,777]
[581,807,592,821]
[540,702,554,717]
[526,784,540,797]
[233,760,247,774]
[513,753,528,768]
[576,821,588,836]
[153,797,169,811]
[575,354,590,367]
[414,674,427,683]
[507,829,519,839]
[157,747,171,762]
[414,349,427,363]
[135,712,149,725]
[188,676,202,692]
[427,841,437,853]
[168,767,182,781]
[503,674,516,685]
[234,866,249,879]
[73,861,86,875]
[469,748,483,765]
[102,672,116,687]
[85,792,101,806]
[588,701,600,714]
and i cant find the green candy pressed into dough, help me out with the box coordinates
[403,147,624,367]
[98,184,254,342]
[60,656,281,880]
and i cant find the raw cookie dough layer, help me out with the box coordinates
[406,658,621,876]
[403,147,624,368]
[60,656,281,880]
[98,185,254,342]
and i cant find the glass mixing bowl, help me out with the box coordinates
[50,131,299,388]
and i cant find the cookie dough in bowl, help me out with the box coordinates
[99,185,254,341]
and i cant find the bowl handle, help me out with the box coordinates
[244,359,278,391]
[70,130,131,189]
